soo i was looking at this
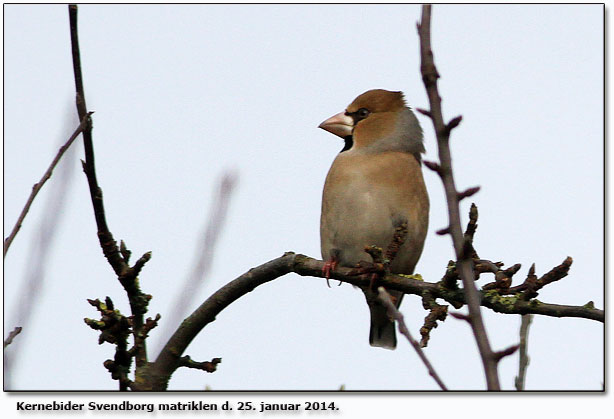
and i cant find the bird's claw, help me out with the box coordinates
[348,261,387,290]
[322,259,338,288]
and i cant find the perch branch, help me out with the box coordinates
[141,251,602,390]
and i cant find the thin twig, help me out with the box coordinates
[417,5,500,389]
[4,137,78,389]
[377,287,448,390]
[85,297,133,391]
[495,257,573,298]
[493,344,520,362]
[4,327,23,348]
[420,292,448,348]
[3,114,91,257]
[178,356,222,373]
[515,314,533,390]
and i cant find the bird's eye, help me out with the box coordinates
[357,108,370,119]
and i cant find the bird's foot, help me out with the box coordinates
[349,260,387,291]
[322,259,339,288]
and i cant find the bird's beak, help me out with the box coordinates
[318,111,354,139]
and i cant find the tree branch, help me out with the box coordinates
[84,297,133,390]
[515,314,533,390]
[138,253,297,390]
[67,4,601,391]
[177,356,222,373]
[417,4,500,389]
[3,113,92,258]
[419,292,448,348]
[139,251,602,390]
[378,288,448,390]
[3,327,23,348]
[69,4,154,384]
[69,4,125,275]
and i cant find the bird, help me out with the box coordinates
[318,89,429,349]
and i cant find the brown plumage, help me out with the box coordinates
[319,89,429,349]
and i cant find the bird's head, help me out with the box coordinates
[319,89,424,158]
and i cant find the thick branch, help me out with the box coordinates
[417,5,499,389]
[140,253,298,390]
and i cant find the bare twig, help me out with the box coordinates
[534,257,573,290]
[85,297,133,390]
[4,327,23,348]
[493,344,520,362]
[3,113,91,258]
[423,160,442,173]
[178,356,222,373]
[4,133,78,388]
[474,259,502,275]
[463,204,479,260]
[495,258,573,298]
[420,292,448,347]
[132,314,161,367]
[377,287,448,390]
[457,186,481,201]
[417,5,500,389]
[515,314,533,390]
[384,221,409,265]
[450,312,471,322]
[464,203,479,241]
[435,227,450,236]
[482,263,522,291]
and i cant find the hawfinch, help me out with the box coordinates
[319,89,429,349]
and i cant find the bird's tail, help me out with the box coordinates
[366,289,404,350]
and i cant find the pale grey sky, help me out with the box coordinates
[2,2,604,401]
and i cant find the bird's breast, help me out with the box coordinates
[320,151,429,272]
